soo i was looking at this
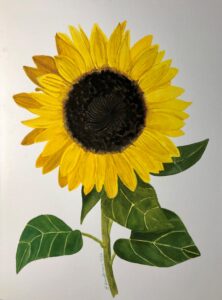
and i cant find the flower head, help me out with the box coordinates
[14,21,190,198]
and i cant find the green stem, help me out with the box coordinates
[101,207,118,297]
[82,232,104,248]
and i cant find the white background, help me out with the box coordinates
[0,0,221,299]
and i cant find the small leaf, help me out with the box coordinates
[152,139,209,176]
[101,180,172,232]
[81,187,101,224]
[114,209,200,267]
[16,215,83,273]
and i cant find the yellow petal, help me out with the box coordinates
[162,129,185,137]
[37,73,70,97]
[117,30,131,72]
[130,45,158,80]
[13,93,41,109]
[154,68,179,88]
[131,35,153,62]
[21,129,45,145]
[67,151,85,191]
[35,126,64,142]
[112,153,137,191]
[95,154,106,192]
[145,86,185,103]
[155,50,165,64]
[90,24,107,68]
[135,131,173,162]
[143,129,179,157]
[82,153,96,195]
[33,55,57,73]
[60,143,83,176]
[30,92,62,107]
[149,108,189,120]
[124,148,150,183]
[127,144,163,173]
[42,145,68,174]
[55,33,86,72]
[23,66,46,85]
[54,56,81,83]
[22,117,63,128]
[146,111,185,131]
[69,25,94,71]
[139,60,171,92]
[42,134,70,156]
[28,106,63,119]
[148,99,191,110]
[107,21,127,68]
[104,155,118,198]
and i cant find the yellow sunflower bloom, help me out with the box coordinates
[14,21,190,198]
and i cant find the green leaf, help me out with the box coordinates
[16,215,83,273]
[81,187,101,224]
[114,209,200,267]
[152,139,209,176]
[101,180,172,232]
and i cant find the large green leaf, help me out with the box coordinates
[152,139,209,176]
[114,209,200,267]
[81,187,101,224]
[101,180,172,232]
[16,215,83,273]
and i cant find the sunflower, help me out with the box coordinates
[14,21,190,198]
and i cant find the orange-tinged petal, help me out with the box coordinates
[58,169,68,187]
[13,93,41,109]
[23,66,46,85]
[33,55,57,73]
[21,128,45,145]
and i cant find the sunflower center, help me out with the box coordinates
[64,69,146,153]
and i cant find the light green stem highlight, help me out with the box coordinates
[101,209,118,297]
[82,232,104,248]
